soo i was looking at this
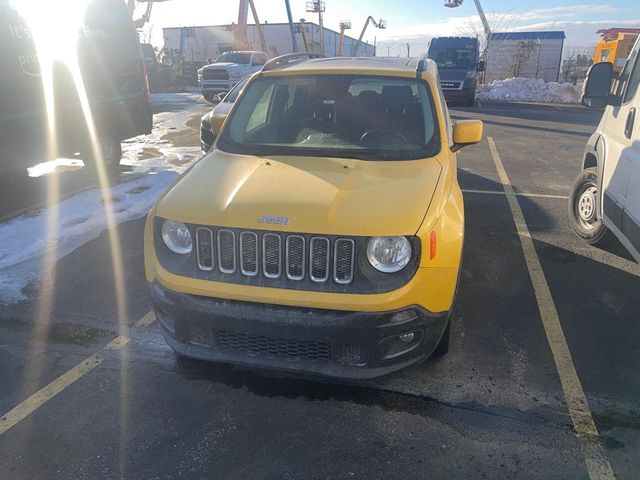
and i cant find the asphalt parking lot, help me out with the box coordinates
[1,100,639,479]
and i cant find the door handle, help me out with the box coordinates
[625,107,636,139]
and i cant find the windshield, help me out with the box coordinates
[218,75,440,161]
[224,76,250,103]
[429,46,477,70]
[215,52,252,65]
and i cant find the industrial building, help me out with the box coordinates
[161,22,375,62]
[485,31,566,83]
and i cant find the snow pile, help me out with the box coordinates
[477,77,584,104]
[0,172,178,303]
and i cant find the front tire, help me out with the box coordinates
[464,94,475,107]
[83,132,122,173]
[568,167,614,246]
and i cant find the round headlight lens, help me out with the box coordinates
[367,236,412,273]
[161,220,192,255]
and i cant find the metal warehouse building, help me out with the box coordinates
[485,31,566,83]
[162,22,375,62]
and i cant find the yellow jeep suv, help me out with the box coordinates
[145,54,483,378]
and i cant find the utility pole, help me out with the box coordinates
[284,0,298,52]
[235,0,249,50]
[337,21,352,57]
[306,1,326,54]
[248,0,267,53]
[406,42,410,58]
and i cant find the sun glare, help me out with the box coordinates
[15,2,133,457]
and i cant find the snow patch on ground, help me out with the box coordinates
[0,172,178,304]
[0,92,208,304]
[477,77,584,104]
[120,93,207,174]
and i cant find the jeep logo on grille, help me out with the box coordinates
[258,215,289,226]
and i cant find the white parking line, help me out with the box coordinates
[462,188,569,200]
[487,137,615,480]
[0,310,156,437]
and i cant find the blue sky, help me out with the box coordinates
[143,0,640,54]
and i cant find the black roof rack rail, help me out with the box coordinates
[416,50,430,73]
[262,53,326,72]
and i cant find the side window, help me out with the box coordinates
[623,47,640,103]
[246,84,274,131]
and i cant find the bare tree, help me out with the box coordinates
[511,40,536,77]
[455,12,515,53]
[561,47,595,83]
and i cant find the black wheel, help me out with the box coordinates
[464,94,475,107]
[432,321,450,357]
[83,132,122,173]
[568,167,614,246]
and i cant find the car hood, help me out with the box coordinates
[156,151,443,236]
[203,62,245,69]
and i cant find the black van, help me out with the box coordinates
[0,0,152,174]
[428,37,483,106]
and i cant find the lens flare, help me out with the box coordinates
[15,1,133,468]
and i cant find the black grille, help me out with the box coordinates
[193,227,356,286]
[203,69,229,80]
[334,239,355,284]
[216,330,331,361]
[440,81,462,90]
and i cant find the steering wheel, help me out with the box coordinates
[360,130,408,148]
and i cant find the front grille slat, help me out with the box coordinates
[286,235,305,280]
[196,228,214,271]
[217,230,236,274]
[334,238,355,284]
[310,237,330,282]
[240,232,258,276]
[195,227,358,287]
[263,233,282,278]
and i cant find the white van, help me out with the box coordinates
[569,35,640,262]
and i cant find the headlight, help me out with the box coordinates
[367,236,412,273]
[229,71,243,79]
[161,220,192,255]
[466,70,476,79]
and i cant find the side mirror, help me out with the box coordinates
[211,113,228,136]
[451,120,483,152]
[582,62,613,108]
[476,60,485,72]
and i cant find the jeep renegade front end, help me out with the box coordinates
[145,54,483,378]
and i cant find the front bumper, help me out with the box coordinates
[199,80,239,95]
[150,281,450,379]
[442,88,474,101]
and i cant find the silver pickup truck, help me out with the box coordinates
[198,51,268,102]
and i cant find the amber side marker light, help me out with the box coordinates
[430,231,437,260]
